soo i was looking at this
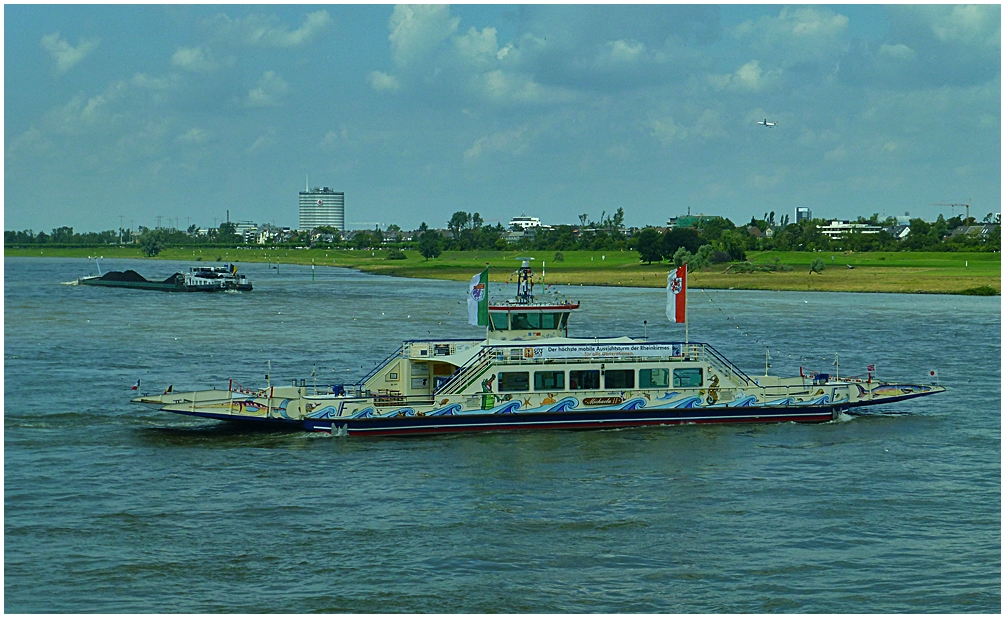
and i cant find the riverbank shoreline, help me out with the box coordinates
[6,247,1000,295]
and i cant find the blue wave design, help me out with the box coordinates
[492,401,522,415]
[727,395,759,408]
[619,397,648,410]
[349,406,377,419]
[428,403,463,417]
[671,396,704,408]
[303,405,339,420]
[547,397,579,412]
[761,397,795,407]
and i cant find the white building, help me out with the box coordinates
[818,220,882,239]
[509,214,543,230]
[234,221,258,241]
[299,186,345,231]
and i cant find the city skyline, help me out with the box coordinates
[5,5,1000,232]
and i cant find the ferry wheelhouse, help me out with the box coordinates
[132,259,943,435]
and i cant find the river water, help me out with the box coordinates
[4,257,1000,612]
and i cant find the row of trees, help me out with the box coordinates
[7,209,999,257]
[633,213,999,265]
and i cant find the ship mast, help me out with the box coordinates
[514,257,535,305]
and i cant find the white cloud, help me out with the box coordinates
[247,71,289,107]
[709,60,782,92]
[878,43,916,61]
[171,46,223,72]
[318,130,345,150]
[368,71,401,92]
[40,32,99,74]
[605,40,646,64]
[6,126,52,159]
[388,5,459,68]
[206,10,332,47]
[824,144,848,162]
[692,110,727,139]
[650,110,727,143]
[650,117,685,143]
[924,5,1000,47]
[176,128,209,144]
[46,81,128,135]
[469,70,574,105]
[247,129,277,153]
[733,7,850,63]
[455,27,499,66]
[130,73,178,90]
[736,6,848,40]
[464,127,530,162]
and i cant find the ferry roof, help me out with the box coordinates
[488,302,580,311]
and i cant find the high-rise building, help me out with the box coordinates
[299,186,345,231]
[795,207,811,222]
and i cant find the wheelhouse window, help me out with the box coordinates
[510,313,532,330]
[569,370,600,390]
[673,367,703,388]
[640,368,669,388]
[534,370,564,390]
[489,313,509,331]
[498,371,529,392]
[540,313,560,329]
[604,369,634,389]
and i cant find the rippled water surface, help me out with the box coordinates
[5,257,1000,612]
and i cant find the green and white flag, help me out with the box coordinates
[468,268,489,326]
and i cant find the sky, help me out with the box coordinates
[4,4,1001,233]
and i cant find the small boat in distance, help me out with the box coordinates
[132,259,943,435]
[79,263,252,292]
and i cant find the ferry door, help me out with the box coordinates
[409,361,431,396]
[432,362,455,391]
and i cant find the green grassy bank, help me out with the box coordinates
[7,246,1000,295]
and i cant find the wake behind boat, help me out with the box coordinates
[132,259,943,435]
[79,263,252,292]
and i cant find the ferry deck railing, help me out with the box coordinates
[435,347,494,395]
[355,344,408,387]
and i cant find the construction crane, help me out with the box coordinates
[928,200,971,225]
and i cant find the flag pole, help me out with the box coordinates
[684,265,689,344]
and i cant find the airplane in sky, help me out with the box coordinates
[757,119,777,127]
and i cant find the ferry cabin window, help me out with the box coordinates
[498,372,529,392]
[673,367,703,388]
[489,313,509,331]
[534,370,564,390]
[604,369,634,389]
[569,370,600,390]
[559,313,570,329]
[640,368,669,388]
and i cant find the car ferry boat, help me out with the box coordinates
[132,259,943,436]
